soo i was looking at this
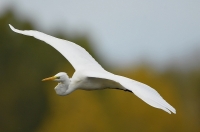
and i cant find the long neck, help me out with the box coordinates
[54,82,68,96]
[54,78,75,96]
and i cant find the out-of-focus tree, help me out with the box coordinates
[0,9,99,132]
[1,9,200,132]
[37,60,199,131]
[36,62,200,132]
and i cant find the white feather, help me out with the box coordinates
[9,24,176,114]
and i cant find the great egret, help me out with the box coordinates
[9,24,176,114]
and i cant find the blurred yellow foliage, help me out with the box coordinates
[37,65,198,132]
[1,10,199,132]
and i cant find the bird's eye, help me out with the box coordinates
[56,77,60,79]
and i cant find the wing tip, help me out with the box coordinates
[170,108,176,114]
[8,24,33,37]
[162,105,176,114]
[9,24,14,31]
[9,24,19,33]
[166,103,176,114]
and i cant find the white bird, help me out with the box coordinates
[9,24,176,114]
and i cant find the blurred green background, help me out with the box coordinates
[0,10,200,132]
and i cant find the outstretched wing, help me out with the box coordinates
[9,24,103,71]
[10,24,176,114]
[117,75,176,114]
[85,70,176,114]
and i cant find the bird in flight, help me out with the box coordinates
[9,24,176,114]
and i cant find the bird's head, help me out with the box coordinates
[42,72,71,96]
[42,72,70,83]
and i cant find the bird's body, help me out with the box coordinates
[9,24,176,114]
[54,70,127,95]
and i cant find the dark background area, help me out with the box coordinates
[0,10,199,132]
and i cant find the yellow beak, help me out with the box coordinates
[42,76,57,81]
